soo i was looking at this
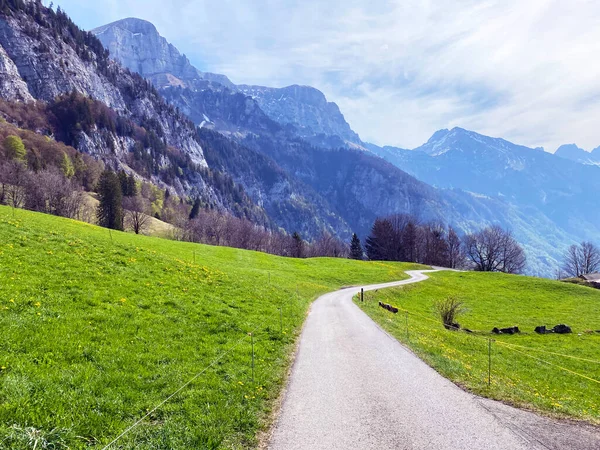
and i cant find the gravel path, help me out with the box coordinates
[268,270,600,450]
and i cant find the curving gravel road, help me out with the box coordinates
[267,270,600,450]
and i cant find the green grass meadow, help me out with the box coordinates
[355,271,600,424]
[0,205,423,449]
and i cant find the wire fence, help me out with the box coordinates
[99,291,305,449]
[361,292,600,393]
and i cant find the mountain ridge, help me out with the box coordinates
[91,17,360,145]
[555,143,600,166]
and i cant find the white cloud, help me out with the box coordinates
[54,0,600,152]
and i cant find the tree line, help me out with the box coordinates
[363,214,527,274]
[0,130,529,268]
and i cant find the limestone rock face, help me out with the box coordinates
[93,18,361,146]
[0,42,32,102]
[239,84,361,144]
[92,18,234,90]
[0,10,206,168]
[0,15,126,109]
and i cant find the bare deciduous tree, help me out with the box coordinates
[309,233,349,258]
[447,226,465,269]
[562,242,600,277]
[123,195,151,235]
[25,168,84,219]
[0,161,28,208]
[463,225,526,274]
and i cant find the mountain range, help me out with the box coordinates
[554,144,600,166]
[0,3,599,277]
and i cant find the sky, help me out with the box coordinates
[49,0,600,152]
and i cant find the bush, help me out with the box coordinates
[434,296,465,330]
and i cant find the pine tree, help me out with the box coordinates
[60,152,75,178]
[3,135,27,163]
[189,197,201,220]
[96,170,124,230]
[292,232,304,258]
[118,170,128,196]
[349,233,364,260]
[365,218,395,261]
[127,174,137,197]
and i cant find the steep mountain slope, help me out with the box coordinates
[91,16,589,276]
[372,128,600,231]
[93,18,235,90]
[238,83,361,144]
[246,133,577,275]
[0,0,271,222]
[368,128,600,273]
[92,18,360,146]
[197,129,351,237]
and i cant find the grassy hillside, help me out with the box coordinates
[355,271,600,424]
[0,205,424,449]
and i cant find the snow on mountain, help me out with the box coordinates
[555,143,600,166]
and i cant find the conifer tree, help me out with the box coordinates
[189,197,201,220]
[60,152,75,178]
[126,174,137,197]
[349,233,364,260]
[96,170,124,230]
[292,232,304,258]
[3,135,26,163]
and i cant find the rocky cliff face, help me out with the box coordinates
[0,2,272,222]
[0,8,205,166]
[0,42,32,101]
[238,84,361,144]
[93,18,361,146]
[92,18,234,90]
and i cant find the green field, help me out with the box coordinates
[355,271,600,424]
[0,205,423,449]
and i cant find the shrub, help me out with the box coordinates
[434,296,465,330]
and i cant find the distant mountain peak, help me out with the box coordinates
[555,143,600,165]
[427,128,450,143]
[93,18,360,144]
[93,17,158,35]
[91,19,235,89]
